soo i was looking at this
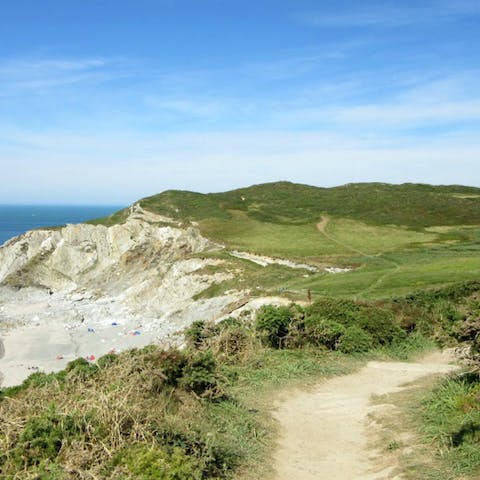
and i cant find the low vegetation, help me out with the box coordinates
[2,281,479,479]
[140,181,480,228]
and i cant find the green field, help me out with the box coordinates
[91,181,480,300]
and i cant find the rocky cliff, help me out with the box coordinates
[0,206,247,386]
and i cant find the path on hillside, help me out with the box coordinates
[316,216,401,296]
[272,353,457,480]
[316,216,370,257]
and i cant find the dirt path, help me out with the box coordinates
[316,215,369,257]
[316,216,401,297]
[272,353,457,480]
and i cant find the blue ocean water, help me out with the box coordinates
[0,205,123,246]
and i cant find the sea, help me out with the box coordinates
[0,205,123,246]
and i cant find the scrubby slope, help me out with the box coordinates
[139,181,480,227]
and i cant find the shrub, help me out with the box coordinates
[305,298,359,326]
[255,305,294,348]
[184,321,219,350]
[337,326,374,354]
[217,316,243,329]
[180,351,223,399]
[97,353,119,369]
[65,357,98,380]
[214,326,255,360]
[303,316,346,349]
[151,423,236,477]
[185,321,208,349]
[146,349,188,389]
[1,371,65,398]
[13,405,82,467]
[111,445,200,480]
[356,306,405,346]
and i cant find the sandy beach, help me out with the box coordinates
[0,287,184,388]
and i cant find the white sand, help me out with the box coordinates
[0,288,182,388]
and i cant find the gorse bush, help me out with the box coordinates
[303,317,346,349]
[110,445,200,480]
[337,326,374,354]
[184,318,258,363]
[355,306,405,346]
[252,297,406,353]
[180,351,223,399]
[255,305,294,348]
[13,404,83,467]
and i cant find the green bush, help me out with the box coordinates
[97,353,119,369]
[111,445,200,480]
[337,326,374,353]
[65,357,99,380]
[255,305,294,348]
[146,349,188,389]
[303,316,346,349]
[184,321,220,350]
[305,298,360,326]
[184,321,208,349]
[217,316,243,329]
[151,423,236,477]
[13,405,82,467]
[1,370,66,399]
[180,351,223,399]
[356,306,405,346]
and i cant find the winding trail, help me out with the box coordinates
[316,216,401,297]
[272,353,457,480]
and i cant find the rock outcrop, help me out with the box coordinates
[0,208,245,386]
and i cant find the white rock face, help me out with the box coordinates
[0,212,245,386]
[229,250,318,271]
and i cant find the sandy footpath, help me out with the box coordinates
[272,353,457,480]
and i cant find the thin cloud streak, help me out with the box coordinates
[300,1,480,28]
[0,57,125,94]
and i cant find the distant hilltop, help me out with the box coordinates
[91,181,480,230]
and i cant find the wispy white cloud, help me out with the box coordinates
[300,1,480,28]
[0,57,124,95]
[269,72,480,129]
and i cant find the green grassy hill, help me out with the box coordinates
[140,181,480,227]
[94,181,480,300]
[139,182,480,300]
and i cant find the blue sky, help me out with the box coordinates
[0,0,479,204]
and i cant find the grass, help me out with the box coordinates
[136,182,480,301]
[199,211,345,260]
[140,181,480,228]
[418,373,480,478]
[76,181,480,302]
[371,372,480,480]
[2,282,480,478]
[86,207,130,227]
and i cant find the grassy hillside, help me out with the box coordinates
[87,181,480,300]
[140,181,480,228]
